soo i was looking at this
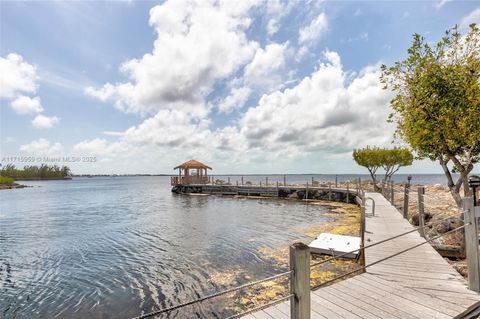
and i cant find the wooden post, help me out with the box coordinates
[417,186,425,238]
[346,183,350,203]
[276,181,279,197]
[464,197,480,292]
[361,192,366,264]
[236,180,238,186]
[305,182,308,200]
[260,181,262,187]
[241,176,244,185]
[290,242,311,319]
[266,177,268,186]
[311,176,314,184]
[228,177,230,185]
[335,175,338,188]
[403,184,409,219]
[328,183,332,201]
[390,181,394,204]
[284,174,286,186]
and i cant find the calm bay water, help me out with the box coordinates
[1,176,336,319]
[0,174,453,318]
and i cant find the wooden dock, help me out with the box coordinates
[243,192,480,319]
[172,184,359,203]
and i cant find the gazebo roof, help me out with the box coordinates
[174,159,212,170]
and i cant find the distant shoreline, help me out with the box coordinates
[14,177,72,181]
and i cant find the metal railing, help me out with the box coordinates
[132,270,292,319]
[130,189,478,319]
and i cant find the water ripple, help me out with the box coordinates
[0,176,332,318]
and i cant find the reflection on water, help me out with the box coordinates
[1,176,340,318]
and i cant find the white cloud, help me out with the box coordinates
[299,13,328,44]
[10,96,44,115]
[1,53,60,125]
[102,131,125,137]
[83,50,395,172]
[236,51,394,156]
[218,86,252,113]
[216,41,290,113]
[85,0,260,117]
[264,0,294,36]
[243,42,289,89]
[73,138,111,156]
[459,8,480,30]
[31,114,60,129]
[19,138,63,155]
[435,0,450,10]
[0,53,37,99]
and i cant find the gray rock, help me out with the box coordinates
[435,221,450,234]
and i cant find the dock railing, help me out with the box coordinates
[131,188,478,319]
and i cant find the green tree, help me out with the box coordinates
[0,164,72,179]
[353,147,383,190]
[381,24,480,207]
[353,147,413,190]
[381,148,414,183]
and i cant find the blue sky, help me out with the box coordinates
[1,0,479,174]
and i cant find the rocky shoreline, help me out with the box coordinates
[0,182,29,190]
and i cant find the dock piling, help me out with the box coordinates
[390,181,394,204]
[417,186,425,238]
[346,183,350,203]
[464,197,480,292]
[403,184,409,219]
[290,243,311,319]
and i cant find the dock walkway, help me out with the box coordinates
[244,192,480,318]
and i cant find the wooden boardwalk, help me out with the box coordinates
[243,192,480,319]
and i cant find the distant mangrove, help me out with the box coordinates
[1,164,71,180]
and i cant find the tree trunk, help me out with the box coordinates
[439,155,474,208]
[449,188,463,207]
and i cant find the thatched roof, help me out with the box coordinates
[174,159,212,170]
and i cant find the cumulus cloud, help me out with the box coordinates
[1,53,60,127]
[264,0,294,36]
[299,13,328,44]
[78,51,394,170]
[85,0,260,117]
[243,42,289,89]
[236,51,394,156]
[218,86,252,113]
[73,138,111,156]
[32,114,60,129]
[19,138,63,155]
[459,8,480,30]
[10,96,44,115]
[217,41,290,113]
[0,53,37,99]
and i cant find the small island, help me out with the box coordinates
[0,164,72,189]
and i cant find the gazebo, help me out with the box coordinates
[171,159,212,186]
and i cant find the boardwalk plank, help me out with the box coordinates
[243,191,479,319]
